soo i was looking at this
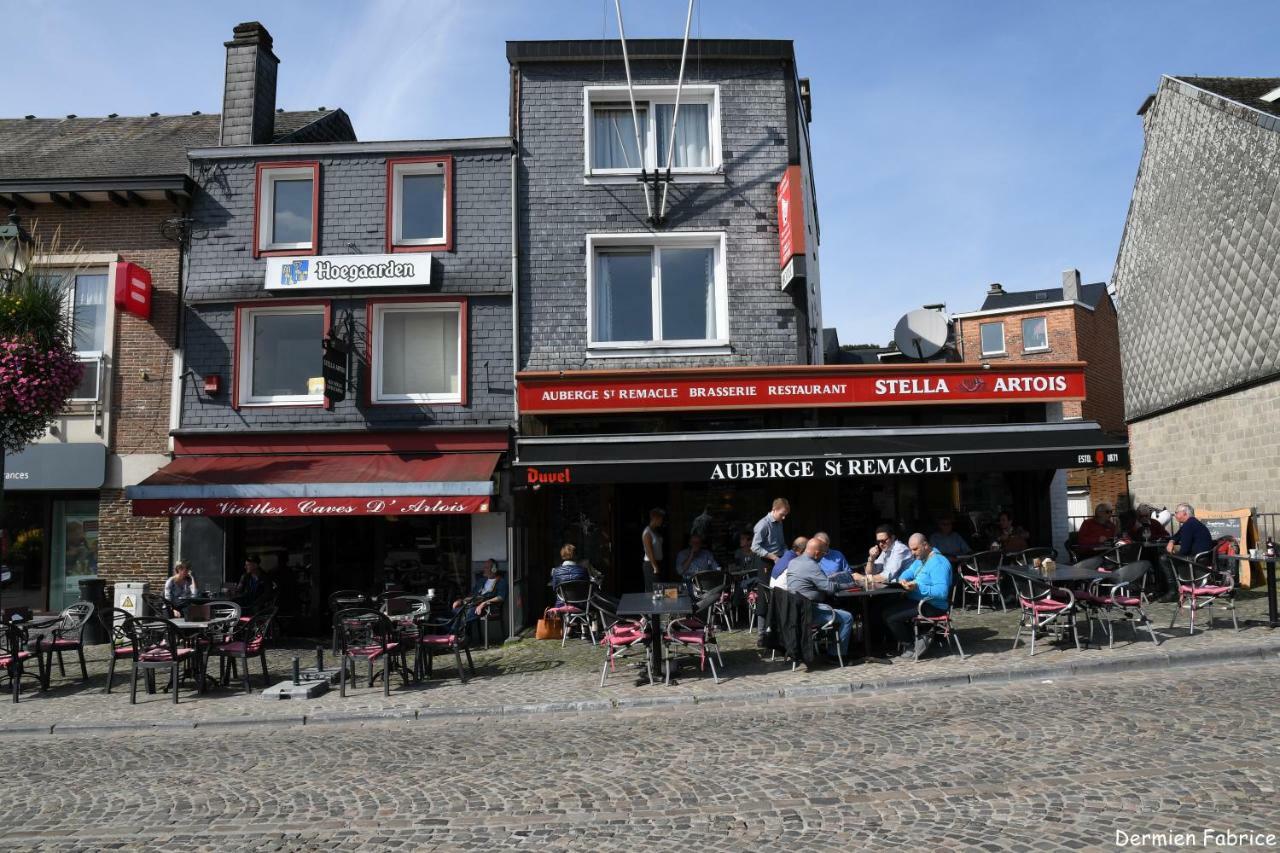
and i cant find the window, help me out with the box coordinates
[387,157,452,251]
[587,233,728,351]
[254,162,319,256]
[1021,316,1049,352]
[584,86,721,178]
[979,322,1005,356]
[369,300,464,404]
[236,304,326,406]
[37,268,108,402]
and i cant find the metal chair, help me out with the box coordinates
[124,616,198,704]
[210,608,275,693]
[0,619,41,703]
[1006,568,1080,656]
[413,607,475,684]
[691,570,734,631]
[664,588,723,684]
[548,580,595,648]
[333,607,411,697]
[593,594,653,687]
[31,601,94,685]
[1101,561,1160,647]
[329,590,372,653]
[1102,541,1143,570]
[912,600,965,660]
[100,607,136,694]
[1013,547,1058,567]
[955,551,1005,612]
[1168,554,1238,634]
[144,592,178,618]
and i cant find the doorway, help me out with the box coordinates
[614,483,670,592]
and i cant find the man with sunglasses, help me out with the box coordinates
[854,524,913,584]
[1076,503,1118,555]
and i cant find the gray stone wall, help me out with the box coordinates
[515,59,811,371]
[1113,77,1280,421]
[180,146,513,430]
[1127,378,1280,517]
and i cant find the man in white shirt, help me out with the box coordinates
[854,525,913,583]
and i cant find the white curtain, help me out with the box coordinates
[381,310,459,396]
[656,103,710,168]
[592,107,646,169]
[73,273,107,352]
[594,252,652,343]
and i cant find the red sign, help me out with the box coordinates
[131,496,490,518]
[517,364,1087,415]
[113,262,153,320]
[776,164,805,268]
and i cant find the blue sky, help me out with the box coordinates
[8,1,1277,344]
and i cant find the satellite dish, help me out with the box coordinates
[893,309,949,360]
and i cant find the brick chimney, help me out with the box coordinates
[987,282,1004,295]
[1061,268,1081,303]
[220,22,278,146]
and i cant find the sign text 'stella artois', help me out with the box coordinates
[264,253,433,291]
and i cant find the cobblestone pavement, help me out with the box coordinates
[2,659,1279,851]
[0,591,1276,730]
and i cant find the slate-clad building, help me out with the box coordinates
[126,23,515,632]
[1114,76,1280,526]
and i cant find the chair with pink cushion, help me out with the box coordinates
[1168,554,1239,635]
[334,607,412,697]
[100,607,137,694]
[548,580,595,648]
[209,608,275,694]
[956,551,1005,612]
[592,592,653,686]
[413,606,475,684]
[32,602,94,686]
[1,619,42,703]
[1098,561,1159,647]
[912,600,965,660]
[663,588,724,684]
[1006,567,1080,656]
[125,616,198,704]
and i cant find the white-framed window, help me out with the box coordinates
[1021,316,1049,352]
[37,268,109,402]
[370,300,463,404]
[236,305,325,406]
[388,157,450,249]
[979,321,1005,356]
[255,163,317,254]
[583,85,722,179]
[586,232,729,353]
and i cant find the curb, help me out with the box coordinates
[7,639,1280,738]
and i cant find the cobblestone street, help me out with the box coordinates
[2,657,1278,851]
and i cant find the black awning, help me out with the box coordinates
[515,422,1127,485]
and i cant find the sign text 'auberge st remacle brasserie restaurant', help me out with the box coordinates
[511,361,1126,597]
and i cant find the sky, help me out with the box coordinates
[7,0,1278,345]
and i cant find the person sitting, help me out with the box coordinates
[453,559,508,624]
[854,524,913,584]
[992,512,1030,553]
[1130,503,1170,541]
[882,533,953,660]
[235,555,271,613]
[163,560,197,616]
[785,537,856,660]
[733,530,764,582]
[929,516,970,558]
[770,536,808,589]
[550,544,589,597]
[812,532,850,577]
[1159,503,1213,601]
[675,534,721,597]
[1076,504,1117,553]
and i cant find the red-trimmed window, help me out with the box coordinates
[254,162,320,257]
[366,297,466,405]
[234,301,331,407]
[386,156,453,252]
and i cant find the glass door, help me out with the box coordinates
[51,500,99,612]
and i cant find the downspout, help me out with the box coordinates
[508,64,522,641]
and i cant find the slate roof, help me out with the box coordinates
[979,281,1110,312]
[0,110,354,180]
[1172,76,1280,120]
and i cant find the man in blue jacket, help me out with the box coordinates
[882,533,953,660]
[1159,502,1214,601]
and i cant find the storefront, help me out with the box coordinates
[125,431,509,634]
[511,362,1127,621]
[2,443,107,615]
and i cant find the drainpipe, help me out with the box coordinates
[507,65,522,641]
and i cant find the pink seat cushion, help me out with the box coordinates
[35,638,81,650]
[963,573,1000,584]
[545,605,582,614]
[0,652,33,666]
[915,614,950,623]
[667,630,708,644]
[1112,596,1142,607]
[216,640,264,655]
[139,646,194,662]
[1180,584,1231,595]
[1024,599,1070,613]
[1075,592,1111,606]
[346,643,398,659]
[418,635,458,647]
[111,646,135,657]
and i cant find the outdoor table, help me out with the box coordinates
[1048,566,1112,585]
[833,585,906,660]
[169,618,229,691]
[616,592,692,685]
[1216,553,1279,629]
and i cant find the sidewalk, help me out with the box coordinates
[2,592,1277,735]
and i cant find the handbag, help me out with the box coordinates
[536,608,563,640]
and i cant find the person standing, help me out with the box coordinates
[642,508,666,591]
[751,498,790,577]
[882,533,953,660]
[1159,502,1213,601]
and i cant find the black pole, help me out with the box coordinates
[0,449,6,618]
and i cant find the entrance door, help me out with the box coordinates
[614,483,670,592]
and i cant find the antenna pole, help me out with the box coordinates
[657,0,696,223]
[613,0,653,221]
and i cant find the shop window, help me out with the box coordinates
[387,157,452,251]
[254,162,319,256]
[585,86,721,178]
[52,500,98,612]
[1021,316,1049,353]
[587,232,728,353]
[236,304,326,406]
[979,321,1005,356]
[369,299,464,404]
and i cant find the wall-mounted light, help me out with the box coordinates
[203,374,222,396]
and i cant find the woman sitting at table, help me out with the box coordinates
[163,560,197,617]
[550,544,589,601]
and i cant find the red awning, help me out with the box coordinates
[126,452,500,517]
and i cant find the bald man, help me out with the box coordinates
[786,537,856,660]
[881,533,953,660]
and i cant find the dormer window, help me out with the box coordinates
[387,156,453,252]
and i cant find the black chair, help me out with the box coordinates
[1168,553,1238,634]
[549,580,595,648]
[1005,567,1080,656]
[209,608,276,693]
[31,601,94,685]
[333,607,411,697]
[1013,547,1058,567]
[955,551,1005,612]
[329,590,372,653]
[144,592,178,618]
[100,607,135,695]
[124,616,198,704]
[414,607,476,684]
[1099,561,1159,647]
[0,619,41,703]
[690,570,734,631]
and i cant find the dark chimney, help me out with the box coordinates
[1061,268,1081,303]
[987,282,1004,295]
[220,22,278,146]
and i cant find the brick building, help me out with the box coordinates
[1112,76,1280,539]
[953,271,1129,546]
[125,23,514,633]
[0,30,349,612]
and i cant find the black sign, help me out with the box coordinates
[3,443,107,490]
[322,339,349,405]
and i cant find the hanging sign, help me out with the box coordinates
[265,253,432,291]
[776,164,806,287]
[322,338,349,404]
[113,262,153,320]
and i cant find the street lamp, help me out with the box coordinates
[0,211,34,285]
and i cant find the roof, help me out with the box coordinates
[978,281,1110,312]
[1172,76,1280,120]
[507,39,795,64]
[0,110,354,181]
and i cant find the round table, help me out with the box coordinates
[833,585,906,660]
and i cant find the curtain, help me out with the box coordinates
[594,251,652,343]
[73,273,108,352]
[658,247,715,340]
[656,103,710,169]
[592,107,646,170]
[381,309,459,397]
